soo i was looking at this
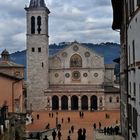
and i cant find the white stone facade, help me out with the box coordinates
[26,1,120,111]
[112,0,140,139]
[127,1,140,139]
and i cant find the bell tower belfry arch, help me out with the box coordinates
[25,0,50,110]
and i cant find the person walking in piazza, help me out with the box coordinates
[99,122,101,129]
[31,118,34,124]
[37,114,39,120]
[68,130,71,136]
[49,113,51,117]
[52,113,54,118]
[52,129,57,140]
[77,128,82,140]
[62,118,64,123]
[68,117,70,123]
[43,136,49,140]
[93,123,96,130]
[71,125,74,133]
[81,112,84,118]
[67,135,71,140]
[82,128,86,140]
[58,130,62,140]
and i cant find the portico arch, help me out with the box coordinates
[81,95,88,110]
[91,95,98,110]
[52,95,59,110]
[71,95,78,110]
[61,96,68,110]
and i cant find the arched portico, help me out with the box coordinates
[71,95,78,110]
[61,96,68,110]
[91,95,98,110]
[52,95,59,110]
[81,95,88,110]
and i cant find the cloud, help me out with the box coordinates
[0,0,119,53]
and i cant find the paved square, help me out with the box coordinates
[26,110,120,140]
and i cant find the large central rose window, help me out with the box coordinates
[72,71,81,80]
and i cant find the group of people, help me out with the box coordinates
[49,112,54,118]
[93,122,102,130]
[43,129,61,140]
[103,126,120,135]
[77,128,86,140]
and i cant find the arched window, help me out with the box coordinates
[37,16,41,34]
[109,97,112,103]
[116,97,119,103]
[99,97,102,103]
[31,16,35,34]
[70,54,82,68]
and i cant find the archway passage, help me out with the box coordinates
[81,95,88,110]
[91,95,97,110]
[71,95,78,110]
[61,96,68,110]
[52,96,59,110]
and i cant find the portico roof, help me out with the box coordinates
[44,85,104,94]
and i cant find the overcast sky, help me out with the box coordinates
[0,0,120,53]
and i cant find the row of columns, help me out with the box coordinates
[47,95,105,111]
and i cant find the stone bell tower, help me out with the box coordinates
[25,0,50,110]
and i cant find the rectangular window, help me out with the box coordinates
[32,48,35,52]
[134,82,136,96]
[132,40,135,64]
[128,104,132,126]
[139,84,140,104]
[133,108,138,134]
[129,45,131,65]
[42,62,44,68]
[130,82,131,95]
[38,48,41,52]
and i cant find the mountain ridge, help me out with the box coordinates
[10,42,120,66]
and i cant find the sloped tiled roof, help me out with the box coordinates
[0,61,24,68]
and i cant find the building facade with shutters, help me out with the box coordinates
[26,0,120,112]
[112,0,140,139]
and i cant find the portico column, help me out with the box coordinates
[97,96,100,110]
[78,96,81,110]
[88,96,91,111]
[50,96,52,111]
[59,96,61,110]
[68,96,71,110]
[102,96,105,110]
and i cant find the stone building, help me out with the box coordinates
[0,50,25,113]
[112,0,140,139]
[25,0,120,111]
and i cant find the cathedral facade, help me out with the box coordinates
[25,0,120,111]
